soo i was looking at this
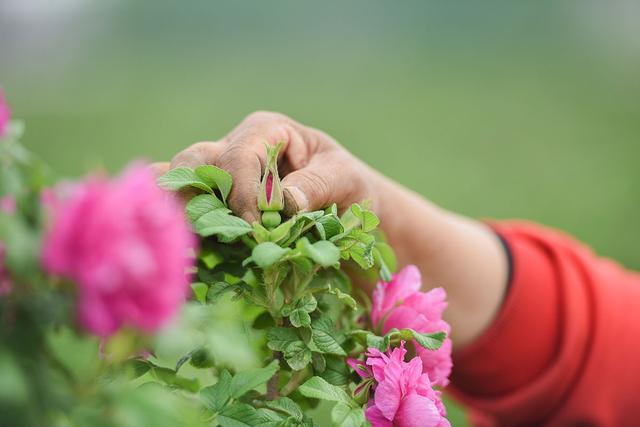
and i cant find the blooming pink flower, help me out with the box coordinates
[0,195,16,214]
[42,164,195,337]
[0,89,10,137]
[356,342,450,427]
[371,265,453,387]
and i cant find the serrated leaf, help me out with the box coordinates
[320,355,350,386]
[348,242,375,270]
[186,194,227,222]
[230,360,279,398]
[311,317,346,356]
[195,165,233,203]
[218,403,280,427]
[200,369,232,412]
[299,239,340,267]
[350,204,379,232]
[311,352,326,373]
[365,334,390,352]
[317,215,343,240]
[331,403,366,427]
[157,167,213,193]
[266,327,299,352]
[207,281,236,302]
[289,309,311,328]
[252,242,290,269]
[190,282,208,304]
[403,329,447,351]
[284,341,311,370]
[194,209,252,240]
[264,397,303,421]
[298,376,351,405]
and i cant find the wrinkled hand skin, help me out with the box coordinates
[154,111,509,349]
[152,111,377,224]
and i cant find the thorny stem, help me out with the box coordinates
[281,368,310,397]
[266,352,282,400]
[266,317,284,400]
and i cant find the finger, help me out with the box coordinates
[281,152,359,216]
[170,141,226,169]
[149,162,170,178]
[216,116,303,223]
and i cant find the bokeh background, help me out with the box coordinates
[1,1,639,425]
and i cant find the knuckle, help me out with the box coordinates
[304,169,331,206]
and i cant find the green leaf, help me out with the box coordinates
[289,309,311,328]
[207,281,236,302]
[252,311,275,329]
[348,242,375,270]
[195,165,233,203]
[374,242,397,272]
[320,355,350,386]
[230,360,279,398]
[264,397,303,421]
[298,294,317,313]
[328,287,357,310]
[252,242,290,269]
[200,369,232,412]
[266,327,300,352]
[366,333,391,352]
[311,317,346,356]
[314,222,326,240]
[252,222,271,243]
[350,204,379,232]
[311,352,326,373]
[269,218,295,243]
[298,376,351,405]
[284,341,312,370]
[331,403,366,427]
[194,209,253,241]
[402,329,447,351]
[317,215,344,240]
[186,194,227,222]
[190,282,208,304]
[151,367,200,392]
[189,347,216,368]
[299,239,340,267]
[217,403,280,427]
[157,167,213,193]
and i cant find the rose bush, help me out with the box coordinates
[0,91,452,427]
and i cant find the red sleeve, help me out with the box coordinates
[448,221,640,426]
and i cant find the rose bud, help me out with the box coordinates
[258,141,285,228]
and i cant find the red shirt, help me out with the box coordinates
[449,221,640,426]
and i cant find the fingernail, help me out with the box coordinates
[283,186,308,216]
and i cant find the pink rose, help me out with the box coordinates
[42,164,195,337]
[350,342,450,427]
[0,89,10,137]
[371,265,453,387]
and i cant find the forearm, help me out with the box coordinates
[370,169,509,348]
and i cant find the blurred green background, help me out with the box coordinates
[1,1,638,424]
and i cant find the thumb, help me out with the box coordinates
[281,154,359,216]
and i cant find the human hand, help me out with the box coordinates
[152,111,378,223]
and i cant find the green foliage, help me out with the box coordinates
[298,376,352,406]
[0,132,408,427]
